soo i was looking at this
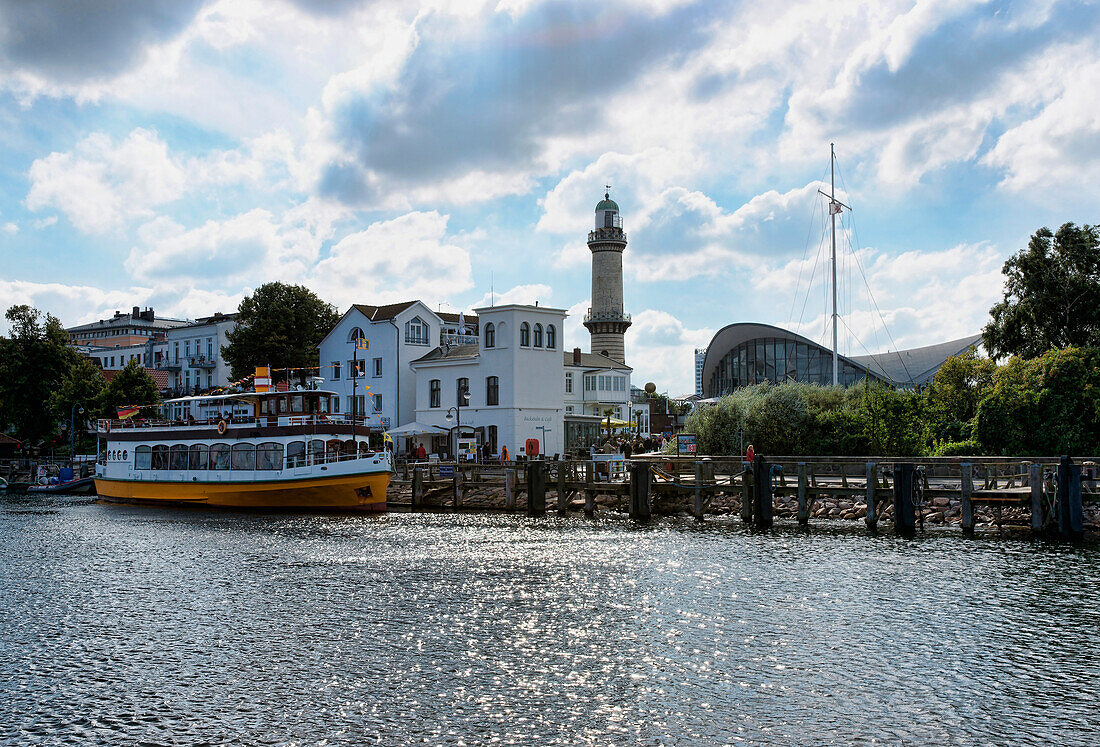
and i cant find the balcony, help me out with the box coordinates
[583,309,632,324]
[188,356,217,369]
[161,360,182,372]
[587,226,627,243]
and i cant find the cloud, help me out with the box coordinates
[0,0,205,84]
[310,210,474,309]
[625,309,712,395]
[471,283,553,309]
[2,222,16,234]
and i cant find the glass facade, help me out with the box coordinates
[708,336,882,395]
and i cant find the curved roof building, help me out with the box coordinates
[701,323,981,396]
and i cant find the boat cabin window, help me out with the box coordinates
[189,444,209,470]
[257,442,283,470]
[210,443,231,470]
[308,439,325,464]
[170,444,188,470]
[152,445,168,470]
[232,443,255,470]
[319,396,331,414]
[290,395,304,412]
[135,445,152,470]
[287,441,306,467]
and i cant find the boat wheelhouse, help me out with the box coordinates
[95,388,390,510]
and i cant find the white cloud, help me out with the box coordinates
[2,222,17,234]
[310,210,474,309]
[626,309,713,395]
[471,283,553,309]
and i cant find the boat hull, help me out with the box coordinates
[94,471,388,511]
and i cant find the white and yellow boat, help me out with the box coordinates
[95,385,390,511]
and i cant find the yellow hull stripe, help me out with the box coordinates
[94,473,389,510]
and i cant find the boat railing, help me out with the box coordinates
[96,414,375,432]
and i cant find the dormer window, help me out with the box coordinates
[405,317,429,344]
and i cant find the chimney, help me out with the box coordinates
[573,347,581,365]
[132,306,140,318]
[143,308,155,321]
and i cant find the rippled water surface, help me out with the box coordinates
[1,494,1098,745]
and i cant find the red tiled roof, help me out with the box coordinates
[100,368,172,389]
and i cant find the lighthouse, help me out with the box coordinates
[584,191,631,364]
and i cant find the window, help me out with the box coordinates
[566,405,574,414]
[287,441,306,467]
[170,444,188,470]
[135,445,152,470]
[348,395,365,417]
[348,327,365,344]
[231,443,256,470]
[173,342,179,363]
[486,376,499,406]
[405,317,429,344]
[152,445,169,470]
[429,379,441,408]
[565,372,573,394]
[257,442,283,470]
[520,322,530,347]
[585,375,596,392]
[484,323,495,348]
[348,359,365,378]
[207,338,213,357]
[456,377,469,405]
[188,444,208,470]
[546,324,556,349]
[533,323,543,347]
[373,394,383,412]
[185,340,191,357]
[373,357,382,377]
[487,425,498,455]
[333,398,340,413]
[332,361,341,380]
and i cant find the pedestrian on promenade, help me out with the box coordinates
[501,444,509,463]
[746,443,755,464]
[416,443,426,461]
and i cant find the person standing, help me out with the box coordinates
[746,443,755,464]
[501,444,509,463]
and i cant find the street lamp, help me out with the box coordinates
[444,390,471,459]
[70,404,85,462]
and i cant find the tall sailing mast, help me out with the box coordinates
[819,144,849,386]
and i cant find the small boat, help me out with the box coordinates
[94,379,391,510]
[27,475,97,495]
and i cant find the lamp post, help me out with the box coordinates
[70,404,85,462]
[445,390,471,460]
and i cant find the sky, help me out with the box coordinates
[1,0,1098,394]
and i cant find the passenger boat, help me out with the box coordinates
[94,385,390,511]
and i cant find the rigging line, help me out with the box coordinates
[834,158,916,384]
[788,165,832,326]
[837,316,895,382]
[796,214,830,335]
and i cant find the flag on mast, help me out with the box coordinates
[829,201,843,215]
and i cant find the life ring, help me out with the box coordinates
[105,421,111,433]
[217,420,228,435]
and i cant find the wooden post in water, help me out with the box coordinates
[527,460,546,516]
[1058,455,1083,539]
[1029,462,1043,532]
[556,462,568,513]
[504,468,517,510]
[628,462,651,521]
[740,466,753,524]
[960,462,974,534]
[453,466,464,509]
[693,462,705,521]
[584,460,595,515]
[753,455,773,529]
[864,461,877,531]
[797,462,809,525]
[411,466,424,509]
[893,463,916,535]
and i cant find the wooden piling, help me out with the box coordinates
[740,467,753,524]
[864,461,877,530]
[797,462,809,525]
[527,460,546,516]
[753,455,773,529]
[453,466,464,509]
[1028,462,1042,532]
[411,466,424,509]
[960,462,974,534]
[892,462,916,535]
[556,462,568,513]
[584,460,595,515]
[629,463,651,521]
[1058,456,1083,538]
[504,468,516,510]
[693,462,704,520]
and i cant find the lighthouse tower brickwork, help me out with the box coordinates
[584,192,631,364]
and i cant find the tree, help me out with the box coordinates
[98,359,160,419]
[222,282,339,383]
[983,223,1100,359]
[0,305,80,444]
[921,348,994,445]
[49,356,106,453]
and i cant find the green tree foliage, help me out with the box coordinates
[222,282,339,382]
[0,305,80,444]
[98,359,161,419]
[48,355,106,451]
[983,223,1100,359]
[921,347,994,444]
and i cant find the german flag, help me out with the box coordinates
[116,406,141,420]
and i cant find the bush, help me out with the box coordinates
[932,439,983,457]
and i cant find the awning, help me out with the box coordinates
[386,421,448,437]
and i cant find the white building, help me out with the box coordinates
[694,347,707,397]
[410,304,566,458]
[317,302,477,432]
[563,347,633,449]
[162,313,237,395]
[86,342,153,371]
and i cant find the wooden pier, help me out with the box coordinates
[388,454,1098,538]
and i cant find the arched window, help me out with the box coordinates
[546,324,556,349]
[287,441,306,467]
[308,439,325,465]
[169,444,188,470]
[484,323,495,348]
[151,444,169,470]
[209,443,231,470]
[486,376,499,406]
[348,327,365,344]
[188,444,209,470]
[520,322,530,347]
[231,443,256,470]
[257,442,283,470]
[533,323,543,347]
[135,445,152,470]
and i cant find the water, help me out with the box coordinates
[1,494,1097,745]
